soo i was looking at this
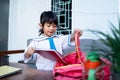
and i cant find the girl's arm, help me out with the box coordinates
[24,40,36,58]
[24,40,36,63]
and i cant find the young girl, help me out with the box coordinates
[24,11,82,70]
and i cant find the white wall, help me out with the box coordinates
[9,0,51,62]
[72,0,118,39]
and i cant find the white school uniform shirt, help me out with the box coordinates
[24,34,75,70]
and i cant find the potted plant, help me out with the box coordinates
[88,18,120,80]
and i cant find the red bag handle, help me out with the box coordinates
[75,31,82,63]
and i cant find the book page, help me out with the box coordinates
[35,49,67,64]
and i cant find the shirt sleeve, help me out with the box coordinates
[60,35,75,50]
[24,40,37,63]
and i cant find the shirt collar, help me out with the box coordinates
[41,34,58,38]
[33,34,59,41]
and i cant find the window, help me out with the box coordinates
[52,0,72,35]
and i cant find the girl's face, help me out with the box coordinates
[41,22,57,37]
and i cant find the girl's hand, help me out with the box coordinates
[71,29,83,41]
[73,29,83,37]
[25,47,35,58]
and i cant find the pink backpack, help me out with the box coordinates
[53,32,111,80]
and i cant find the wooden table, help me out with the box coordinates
[0,62,54,80]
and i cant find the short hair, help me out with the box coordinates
[39,11,58,36]
[40,11,58,26]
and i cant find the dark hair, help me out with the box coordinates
[39,11,58,36]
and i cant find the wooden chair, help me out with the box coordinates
[0,49,24,56]
[0,49,37,68]
[0,50,24,65]
[0,39,33,65]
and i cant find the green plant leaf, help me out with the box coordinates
[88,20,120,73]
